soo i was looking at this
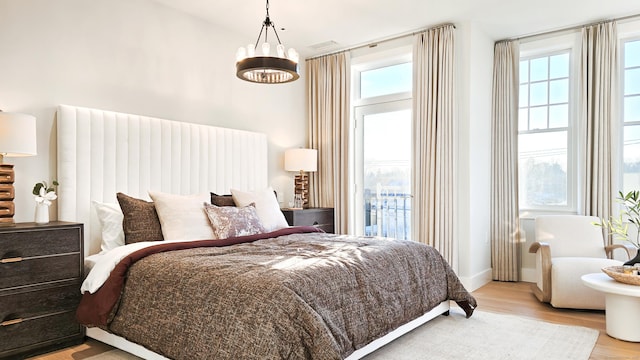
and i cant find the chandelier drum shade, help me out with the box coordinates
[236,0,300,84]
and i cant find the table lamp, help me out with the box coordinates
[0,112,37,226]
[284,148,317,208]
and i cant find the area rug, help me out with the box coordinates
[364,308,599,360]
[84,308,599,360]
[84,349,141,360]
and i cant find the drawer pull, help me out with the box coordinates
[0,257,23,263]
[1,318,23,326]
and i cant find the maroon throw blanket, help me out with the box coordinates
[76,226,323,326]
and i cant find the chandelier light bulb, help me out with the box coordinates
[236,47,247,61]
[277,44,285,58]
[247,44,255,57]
[288,48,299,63]
[262,42,271,56]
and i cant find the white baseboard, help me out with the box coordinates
[460,268,492,292]
[521,267,535,283]
[462,267,535,291]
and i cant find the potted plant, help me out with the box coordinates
[595,190,640,265]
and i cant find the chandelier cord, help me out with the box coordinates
[253,0,283,49]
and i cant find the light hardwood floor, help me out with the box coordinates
[29,281,640,359]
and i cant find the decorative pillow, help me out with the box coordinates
[204,203,266,239]
[116,192,164,244]
[211,192,236,207]
[92,201,125,252]
[148,191,214,241]
[230,187,289,232]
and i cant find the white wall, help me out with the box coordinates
[456,22,494,290]
[0,0,307,222]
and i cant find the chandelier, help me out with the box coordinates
[236,0,300,84]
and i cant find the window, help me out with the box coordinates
[622,39,640,192]
[518,51,574,210]
[351,47,412,239]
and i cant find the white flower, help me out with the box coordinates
[35,187,57,206]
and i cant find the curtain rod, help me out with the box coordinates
[498,13,640,43]
[306,22,456,61]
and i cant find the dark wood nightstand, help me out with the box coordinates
[0,221,84,359]
[282,207,335,234]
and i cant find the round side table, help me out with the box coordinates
[582,272,640,342]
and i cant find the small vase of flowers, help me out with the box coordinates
[33,180,58,224]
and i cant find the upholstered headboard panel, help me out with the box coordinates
[56,104,268,256]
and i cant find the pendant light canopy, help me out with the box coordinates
[236,0,300,84]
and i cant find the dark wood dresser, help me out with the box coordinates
[282,207,335,233]
[0,222,84,359]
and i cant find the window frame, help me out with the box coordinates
[353,100,412,236]
[620,36,640,194]
[518,34,580,215]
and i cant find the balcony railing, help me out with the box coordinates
[364,187,411,240]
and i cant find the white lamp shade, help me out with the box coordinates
[0,112,37,157]
[284,148,317,172]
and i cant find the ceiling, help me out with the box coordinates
[152,0,640,57]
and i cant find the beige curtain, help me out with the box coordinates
[411,25,457,266]
[306,52,351,234]
[580,21,617,242]
[490,40,521,281]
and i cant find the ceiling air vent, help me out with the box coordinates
[309,40,340,52]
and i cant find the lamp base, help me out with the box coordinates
[0,218,15,226]
[294,173,310,208]
[0,163,16,226]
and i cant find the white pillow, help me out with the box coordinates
[92,201,125,253]
[231,187,289,232]
[148,191,215,241]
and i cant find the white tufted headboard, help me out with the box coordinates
[56,105,268,256]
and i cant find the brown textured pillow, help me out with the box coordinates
[210,192,236,207]
[116,192,164,244]
[203,203,266,239]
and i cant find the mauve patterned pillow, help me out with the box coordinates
[203,202,266,239]
[116,192,164,244]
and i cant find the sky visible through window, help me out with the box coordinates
[623,39,640,192]
[360,62,412,99]
[360,62,412,163]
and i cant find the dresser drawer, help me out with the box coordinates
[0,310,82,355]
[292,209,333,226]
[0,253,81,289]
[0,227,80,259]
[0,282,81,325]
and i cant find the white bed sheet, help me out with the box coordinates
[84,253,103,273]
[81,239,197,294]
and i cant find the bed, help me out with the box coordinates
[56,105,476,360]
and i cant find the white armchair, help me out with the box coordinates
[529,215,634,310]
